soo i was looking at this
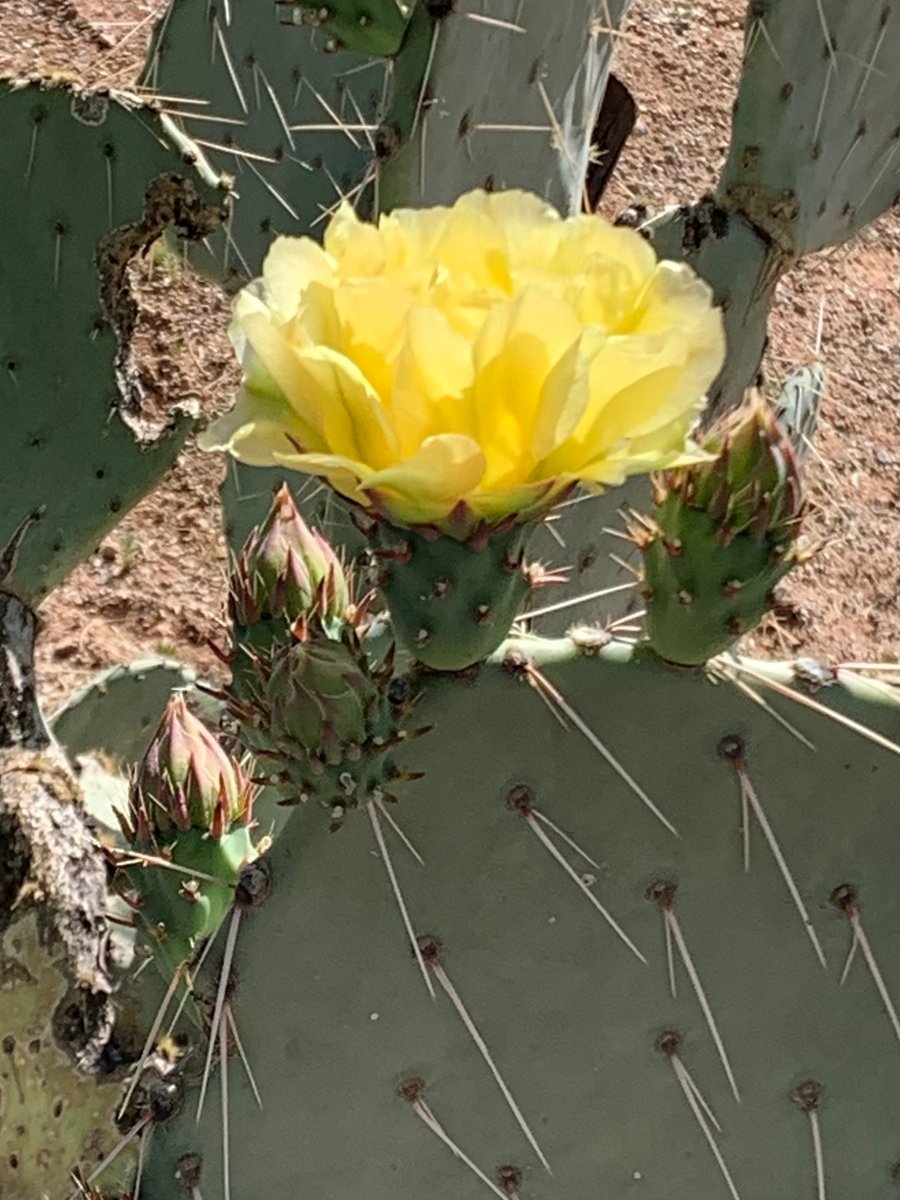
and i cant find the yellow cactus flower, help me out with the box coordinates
[201,189,725,534]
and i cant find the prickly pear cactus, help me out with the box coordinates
[141,640,900,1198]
[4,3,899,1198]
[0,79,230,603]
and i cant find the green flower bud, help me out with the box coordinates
[263,640,380,764]
[673,393,805,545]
[637,393,811,666]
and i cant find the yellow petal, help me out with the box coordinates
[473,289,583,486]
[198,383,318,466]
[237,310,317,418]
[433,201,512,293]
[331,279,414,402]
[229,284,270,360]
[390,305,475,454]
[572,261,658,333]
[272,447,374,508]
[459,188,559,226]
[538,353,696,479]
[291,345,398,466]
[289,279,342,348]
[475,190,563,274]
[258,235,335,320]
[530,327,606,461]
[536,285,719,477]
[237,304,397,463]
[598,414,711,480]
[554,217,656,292]
[469,477,565,524]
[581,259,725,452]
[378,204,453,272]
[626,259,723,347]
[590,356,699,448]
[324,203,388,276]
[360,434,486,525]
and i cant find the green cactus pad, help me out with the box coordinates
[375,523,533,671]
[0,80,230,603]
[641,505,796,666]
[0,747,125,1200]
[639,395,807,665]
[277,0,411,56]
[379,0,629,213]
[141,0,385,287]
[141,639,899,1197]
[0,915,128,1200]
[125,826,254,978]
[51,659,200,766]
[721,0,900,256]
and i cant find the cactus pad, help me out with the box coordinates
[379,0,629,213]
[142,640,899,1198]
[374,523,533,671]
[638,396,808,666]
[0,80,230,603]
[141,0,385,285]
[722,0,900,256]
[277,0,411,56]
[0,748,122,1200]
[51,659,200,766]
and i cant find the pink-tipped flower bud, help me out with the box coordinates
[128,694,255,844]
[229,484,350,633]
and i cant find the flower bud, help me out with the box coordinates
[230,484,349,632]
[637,393,809,666]
[683,392,805,543]
[262,640,379,764]
[129,694,255,844]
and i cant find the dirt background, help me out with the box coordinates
[1,0,897,710]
